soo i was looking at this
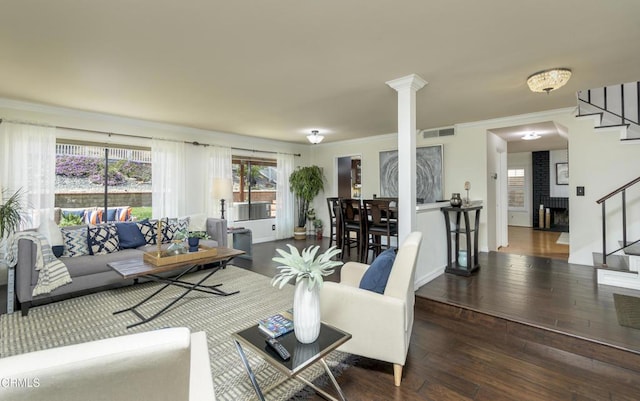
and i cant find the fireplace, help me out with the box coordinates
[538,197,569,232]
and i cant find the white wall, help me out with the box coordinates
[311,106,640,270]
[568,119,640,265]
[0,98,311,243]
[507,152,532,227]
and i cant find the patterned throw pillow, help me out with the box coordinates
[137,219,157,245]
[84,209,103,225]
[115,207,131,222]
[61,226,90,258]
[87,223,120,255]
[164,217,190,243]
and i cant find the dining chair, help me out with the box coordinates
[340,198,366,262]
[326,197,341,248]
[363,199,398,263]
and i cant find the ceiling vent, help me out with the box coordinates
[421,127,455,138]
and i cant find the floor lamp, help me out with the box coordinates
[213,178,233,220]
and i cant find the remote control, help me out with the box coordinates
[265,337,291,361]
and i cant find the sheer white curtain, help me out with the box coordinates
[151,139,186,218]
[276,153,295,239]
[0,122,56,229]
[205,146,233,223]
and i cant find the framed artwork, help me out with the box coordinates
[556,162,569,185]
[379,145,443,203]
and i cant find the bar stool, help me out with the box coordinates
[363,199,398,263]
[340,198,366,262]
[326,197,341,248]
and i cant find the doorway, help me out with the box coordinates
[488,121,570,260]
[337,155,361,199]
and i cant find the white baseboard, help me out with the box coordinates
[414,265,446,290]
[597,269,640,291]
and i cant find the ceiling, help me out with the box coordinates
[490,121,568,153]
[1,1,639,144]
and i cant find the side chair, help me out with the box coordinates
[319,231,423,386]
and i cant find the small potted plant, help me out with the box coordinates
[272,245,342,343]
[313,218,323,240]
[187,231,210,252]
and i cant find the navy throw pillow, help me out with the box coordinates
[359,247,397,294]
[116,222,147,249]
[52,245,64,258]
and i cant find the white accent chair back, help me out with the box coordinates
[319,231,423,386]
[0,327,215,401]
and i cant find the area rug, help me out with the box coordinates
[0,266,352,400]
[556,232,570,245]
[613,293,640,330]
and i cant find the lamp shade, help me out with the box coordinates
[307,130,324,144]
[212,177,233,200]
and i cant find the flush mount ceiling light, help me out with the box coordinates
[522,131,541,141]
[307,130,324,144]
[527,68,572,94]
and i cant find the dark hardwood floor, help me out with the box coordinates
[3,235,639,399]
[238,236,640,401]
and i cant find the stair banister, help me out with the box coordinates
[597,175,640,266]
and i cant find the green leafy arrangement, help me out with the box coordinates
[59,212,84,227]
[289,166,325,228]
[271,245,342,291]
[188,231,210,240]
[0,188,24,238]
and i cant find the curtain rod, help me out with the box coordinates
[0,118,301,157]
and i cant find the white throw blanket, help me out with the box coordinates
[7,232,72,296]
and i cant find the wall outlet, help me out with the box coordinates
[577,186,585,196]
[272,224,276,231]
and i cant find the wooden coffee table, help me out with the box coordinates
[109,247,244,328]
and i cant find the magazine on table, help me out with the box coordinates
[258,309,294,338]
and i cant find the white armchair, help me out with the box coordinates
[320,231,423,386]
[0,327,215,401]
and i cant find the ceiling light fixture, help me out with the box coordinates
[522,132,541,141]
[307,130,324,144]
[527,68,572,94]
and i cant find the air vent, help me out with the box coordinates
[421,127,455,138]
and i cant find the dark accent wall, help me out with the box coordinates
[532,151,550,227]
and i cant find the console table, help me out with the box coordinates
[441,205,482,276]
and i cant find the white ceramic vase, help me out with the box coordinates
[293,280,321,344]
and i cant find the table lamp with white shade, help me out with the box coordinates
[213,177,233,219]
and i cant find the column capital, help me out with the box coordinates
[386,74,428,92]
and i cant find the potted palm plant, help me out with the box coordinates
[289,166,325,240]
[1,188,25,275]
[0,188,24,239]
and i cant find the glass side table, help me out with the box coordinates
[232,322,351,401]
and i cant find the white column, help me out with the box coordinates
[386,74,427,244]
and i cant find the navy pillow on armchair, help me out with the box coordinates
[359,247,397,294]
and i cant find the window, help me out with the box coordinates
[232,156,277,221]
[55,140,152,223]
[507,168,526,210]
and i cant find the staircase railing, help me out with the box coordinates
[578,82,640,129]
[596,176,640,265]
